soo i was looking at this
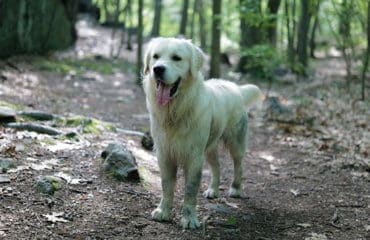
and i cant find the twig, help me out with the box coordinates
[116,128,145,137]
[5,122,62,135]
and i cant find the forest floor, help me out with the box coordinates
[0,16,369,240]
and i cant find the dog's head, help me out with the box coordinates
[143,37,204,106]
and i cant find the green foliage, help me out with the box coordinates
[240,44,283,79]
[225,216,237,226]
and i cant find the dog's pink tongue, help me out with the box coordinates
[156,82,172,106]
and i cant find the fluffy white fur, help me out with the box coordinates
[143,37,263,229]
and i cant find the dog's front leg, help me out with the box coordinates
[181,156,204,229]
[152,158,177,221]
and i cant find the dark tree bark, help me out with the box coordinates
[296,0,311,72]
[267,0,281,46]
[285,0,297,66]
[198,0,207,50]
[151,0,162,36]
[136,0,144,84]
[209,0,222,78]
[309,1,320,58]
[179,0,189,36]
[190,0,198,39]
[0,0,77,58]
[360,1,370,101]
[236,0,262,73]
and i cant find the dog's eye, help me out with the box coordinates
[153,54,159,59]
[172,55,182,61]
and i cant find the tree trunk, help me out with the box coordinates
[360,1,370,101]
[309,1,320,58]
[236,0,262,73]
[0,0,77,58]
[267,0,281,46]
[179,0,189,36]
[198,0,207,50]
[285,0,297,66]
[209,0,222,78]
[190,0,198,39]
[109,0,121,57]
[151,0,162,36]
[296,0,311,73]
[136,0,144,84]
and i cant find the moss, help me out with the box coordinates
[33,57,133,74]
[59,115,115,134]
[0,100,25,110]
[225,216,237,226]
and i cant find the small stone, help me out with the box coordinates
[0,158,17,173]
[0,174,10,183]
[36,176,63,195]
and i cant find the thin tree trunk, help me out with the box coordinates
[190,0,199,40]
[179,0,189,36]
[209,0,222,78]
[360,1,370,101]
[126,1,133,50]
[309,1,320,58]
[198,0,207,50]
[110,0,121,57]
[296,0,311,73]
[285,0,295,65]
[136,0,144,85]
[267,0,281,46]
[151,0,162,36]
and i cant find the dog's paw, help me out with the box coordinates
[151,207,170,222]
[203,188,219,199]
[181,215,200,229]
[228,187,242,198]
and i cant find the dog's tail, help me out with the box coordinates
[240,84,264,108]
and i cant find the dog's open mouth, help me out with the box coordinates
[155,78,181,106]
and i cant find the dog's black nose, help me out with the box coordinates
[153,65,165,77]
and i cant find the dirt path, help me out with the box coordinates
[0,18,369,240]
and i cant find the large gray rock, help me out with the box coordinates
[101,143,140,181]
[0,0,77,58]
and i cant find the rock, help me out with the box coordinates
[141,132,154,151]
[36,176,63,195]
[0,174,11,183]
[0,106,16,123]
[101,143,140,181]
[0,158,17,173]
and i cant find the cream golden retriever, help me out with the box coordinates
[143,37,262,229]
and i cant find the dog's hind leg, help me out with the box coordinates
[152,159,177,222]
[181,156,204,229]
[203,148,220,199]
[224,114,248,198]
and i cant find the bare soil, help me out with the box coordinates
[0,18,369,240]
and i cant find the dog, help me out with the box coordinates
[142,37,262,229]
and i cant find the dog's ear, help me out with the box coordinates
[190,43,204,77]
[143,40,154,75]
